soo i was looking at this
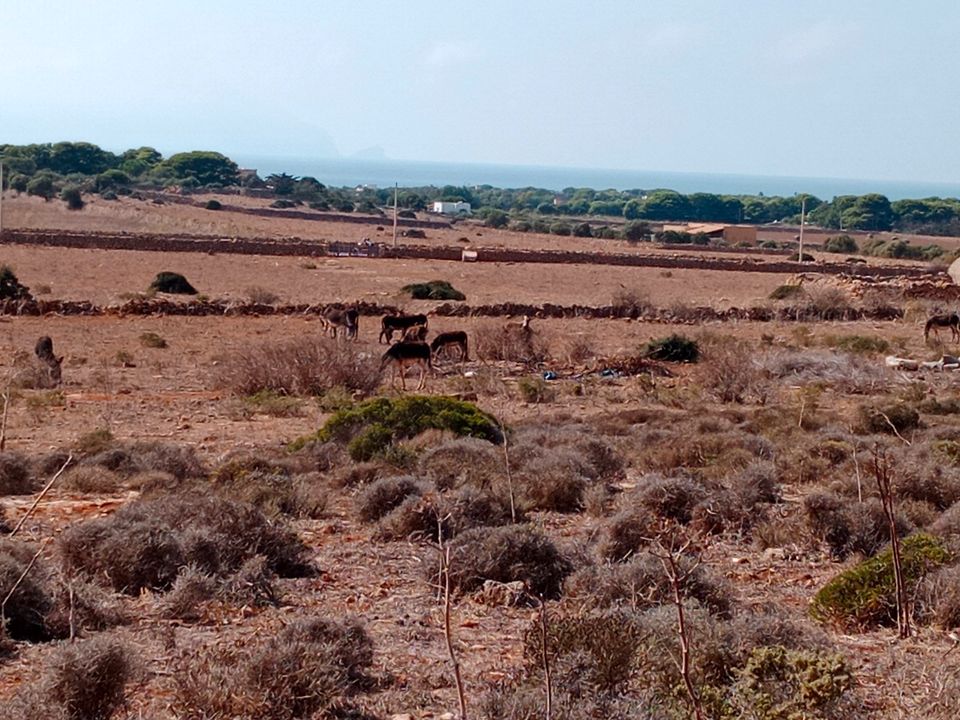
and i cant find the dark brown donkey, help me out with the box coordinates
[925,312,960,343]
[321,306,359,340]
[379,313,428,343]
[35,336,63,387]
[380,341,431,390]
[430,331,469,362]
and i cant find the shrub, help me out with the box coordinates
[0,452,35,495]
[804,492,912,559]
[174,618,373,720]
[236,389,303,418]
[1,636,135,720]
[565,552,732,616]
[138,331,168,349]
[245,286,280,304]
[356,476,426,522]
[376,486,515,541]
[810,533,950,630]
[855,402,920,435]
[635,473,707,524]
[0,265,31,300]
[213,336,380,397]
[0,542,54,641]
[611,287,652,316]
[596,506,659,561]
[517,375,554,404]
[59,494,312,595]
[643,334,700,363]
[918,564,960,628]
[769,284,804,300]
[149,271,197,295]
[60,186,85,210]
[418,437,501,491]
[401,279,465,301]
[823,234,859,253]
[732,645,853,719]
[474,323,550,364]
[295,395,502,460]
[211,468,326,519]
[823,334,890,355]
[205,199,222,210]
[444,524,572,599]
[159,565,218,620]
[549,221,572,236]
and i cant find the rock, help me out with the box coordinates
[475,580,526,607]
[764,547,787,561]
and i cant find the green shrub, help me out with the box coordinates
[517,375,554,404]
[400,280,465,301]
[642,334,700,363]
[810,533,950,630]
[768,284,804,300]
[823,234,859,253]
[733,645,853,719]
[292,395,502,461]
[549,221,572,236]
[788,251,816,262]
[149,271,197,295]
[855,402,920,435]
[823,334,890,355]
[205,199,222,210]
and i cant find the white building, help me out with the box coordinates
[431,200,472,215]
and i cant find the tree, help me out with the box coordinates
[267,172,298,195]
[60,186,84,210]
[622,199,643,220]
[158,151,239,186]
[26,174,58,200]
[48,142,118,175]
[640,190,692,221]
[120,146,162,176]
[480,208,509,228]
[536,202,557,215]
[841,194,894,232]
[688,193,742,223]
[95,169,131,192]
[572,222,593,237]
[622,221,651,243]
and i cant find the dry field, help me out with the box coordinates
[2,200,960,719]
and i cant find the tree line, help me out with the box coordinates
[3,142,960,235]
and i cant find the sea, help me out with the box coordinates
[232,155,960,201]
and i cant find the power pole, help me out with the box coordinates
[798,195,806,262]
[392,183,399,248]
[0,162,4,239]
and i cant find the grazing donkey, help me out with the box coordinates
[380,341,431,391]
[924,312,960,343]
[379,313,428,343]
[430,331,469,363]
[321,306,359,340]
[401,324,428,343]
[34,336,63,387]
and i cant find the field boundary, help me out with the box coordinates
[0,228,940,279]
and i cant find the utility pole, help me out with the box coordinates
[798,195,806,262]
[0,162,4,239]
[392,183,399,248]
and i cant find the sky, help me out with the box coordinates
[3,1,959,183]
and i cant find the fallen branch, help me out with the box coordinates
[11,454,73,537]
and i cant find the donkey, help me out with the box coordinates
[379,313,428,343]
[34,336,63,387]
[430,331,469,363]
[380,341,431,390]
[924,312,960,343]
[321,306,359,340]
[401,324,428,343]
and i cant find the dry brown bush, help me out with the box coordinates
[0,635,136,720]
[596,506,660,562]
[245,285,281,304]
[375,486,516,542]
[918,563,960,628]
[0,540,55,641]
[804,491,913,558]
[474,322,550,364]
[330,461,387,488]
[516,450,590,513]
[0,452,36,495]
[634,473,707,524]
[159,565,218,621]
[418,437,502,490]
[443,524,573,599]
[611,287,653,315]
[699,341,770,404]
[565,552,732,616]
[60,466,124,494]
[175,617,373,720]
[59,494,312,595]
[356,476,427,523]
[212,336,381,396]
[757,348,889,394]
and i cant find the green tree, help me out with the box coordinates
[841,194,894,231]
[267,172,298,195]
[480,208,509,228]
[95,169,131,192]
[572,222,592,237]
[622,220,651,243]
[60,186,84,210]
[158,151,239,186]
[640,190,692,221]
[120,146,162,176]
[622,199,643,220]
[26,174,58,200]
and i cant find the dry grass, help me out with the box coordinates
[212,336,381,396]
[475,323,550,364]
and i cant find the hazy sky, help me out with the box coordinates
[4,1,959,182]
